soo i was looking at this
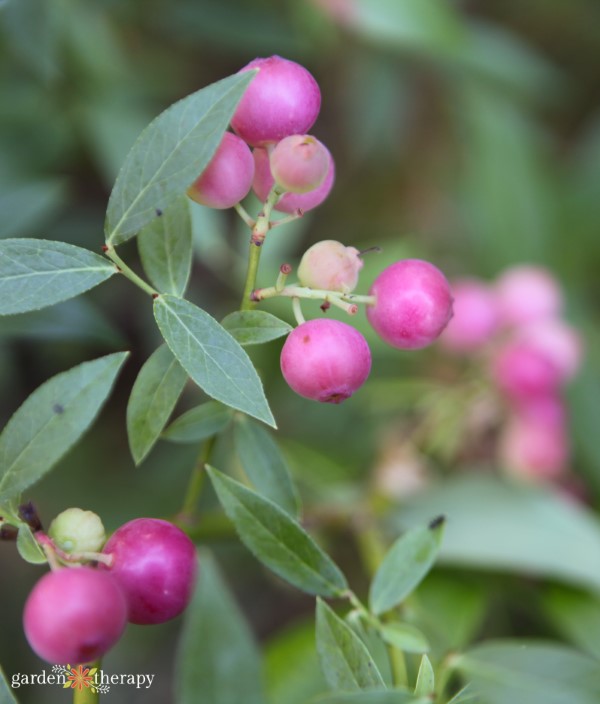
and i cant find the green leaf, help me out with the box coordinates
[234,416,299,517]
[154,294,275,427]
[175,550,264,704]
[392,475,600,593]
[0,352,128,501]
[126,344,187,465]
[16,524,46,564]
[316,599,385,692]
[369,518,445,616]
[414,655,434,697]
[541,587,600,660]
[310,694,428,704]
[379,623,430,654]
[163,401,231,444]
[104,71,256,245]
[221,310,292,346]
[138,194,192,296]
[0,238,116,315]
[454,641,600,704]
[206,467,347,597]
[0,663,19,703]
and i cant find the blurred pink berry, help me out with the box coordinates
[101,518,197,625]
[187,132,254,209]
[252,144,335,213]
[367,259,454,350]
[517,319,583,382]
[231,56,321,147]
[492,340,562,402]
[280,318,371,403]
[270,135,330,193]
[23,568,127,664]
[495,265,563,327]
[298,240,364,293]
[440,278,499,352]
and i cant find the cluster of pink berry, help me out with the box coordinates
[441,265,583,482]
[23,511,196,664]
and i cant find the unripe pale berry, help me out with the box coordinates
[367,260,454,350]
[440,278,499,352]
[23,567,127,664]
[298,240,364,293]
[252,144,335,213]
[187,132,254,209]
[231,56,321,147]
[48,508,106,554]
[100,518,197,625]
[495,265,562,328]
[270,135,329,193]
[280,318,371,403]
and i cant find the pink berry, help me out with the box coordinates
[492,340,562,402]
[517,319,583,382]
[231,56,321,147]
[23,567,127,664]
[187,132,254,209]
[252,144,335,213]
[495,265,563,328]
[100,518,197,625]
[297,240,364,293]
[280,319,371,403]
[270,135,330,193]
[367,260,454,350]
[440,278,499,352]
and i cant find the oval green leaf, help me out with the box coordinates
[369,518,445,616]
[126,344,187,465]
[310,694,429,704]
[379,623,430,654]
[0,664,19,703]
[221,310,293,346]
[414,655,434,697]
[16,524,47,564]
[234,416,299,517]
[541,587,600,661]
[0,352,128,502]
[154,294,275,427]
[162,401,232,444]
[0,238,116,315]
[206,466,347,597]
[138,194,192,296]
[104,71,256,245]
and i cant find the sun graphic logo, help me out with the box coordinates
[51,664,110,694]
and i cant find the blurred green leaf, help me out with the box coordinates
[138,195,192,297]
[392,476,600,593]
[126,344,187,465]
[105,71,256,245]
[446,684,482,704]
[454,641,600,704]
[379,623,430,654]
[16,524,46,564]
[221,310,292,346]
[0,239,116,315]
[154,294,275,427]
[0,352,128,502]
[369,518,445,616]
[163,401,232,444]
[175,550,264,704]
[316,599,385,692]
[414,655,434,697]
[0,663,19,703]
[0,179,67,238]
[310,689,428,703]
[234,416,300,517]
[542,586,600,660]
[206,467,348,597]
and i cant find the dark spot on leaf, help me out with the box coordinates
[429,514,446,530]
[155,208,163,217]
[53,403,64,414]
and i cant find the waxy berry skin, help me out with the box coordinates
[187,132,254,209]
[231,56,321,147]
[367,260,454,350]
[23,567,127,664]
[280,319,371,403]
[298,240,364,293]
[101,518,197,625]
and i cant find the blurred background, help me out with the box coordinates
[1,0,600,702]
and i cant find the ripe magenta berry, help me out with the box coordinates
[187,132,254,209]
[297,240,364,293]
[518,319,583,382]
[440,278,498,352]
[495,265,562,328]
[252,144,335,213]
[367,260,454,350]
[270,135,330,193]
[231,56,321,147]
[23,567,127,664]
[100,518,197,625]
[280,319,371,403]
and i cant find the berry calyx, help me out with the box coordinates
[297,240,364,293]
[367,259,454,350]
[231,56,321,147]
[23,567,127,664]
[187,132,254,209]
[280,318,371,403]
[270,135,330,194]
[48,508,106,554]
[100,518,197,625]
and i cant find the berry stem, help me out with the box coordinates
[233,202,256,228]
[72,662,101,704]
[252,283,375,313]
[177,436,217,525]
[103,246,158,297]
[292,297,305,325]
